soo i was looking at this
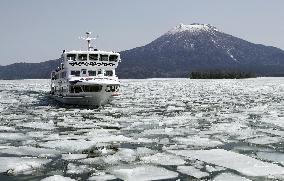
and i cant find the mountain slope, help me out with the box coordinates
[1,23,284,79]
[118,23,284,78]
[0,59,60,79]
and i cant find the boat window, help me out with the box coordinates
[70,86,83,93]
[67,54,76,61]
[89,54,98,61]
[71,70,80,76]
[83,85,102,92]
[100,54,108,61]
[104,70,113,76]
[109,55,118,62]
[78,54,87,61]
[98,69,102,75]
[70,86,74,93]
[88,70,96,76]
[105,85,118,92]
[81,69,87,75]
[75,86,82,93]
[110,85,116,92]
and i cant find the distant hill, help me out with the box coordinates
[117,23,284,78]
[0,59,60,79]
[1,23,284,79]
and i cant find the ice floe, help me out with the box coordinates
[169,149,284,176]
[0,133,29,141]
[39,139,96,152]
[141,152,185,165]
[39,134,133,152]
[173,136,223,148]
[79,157,104,165]
[0,146,60,157]
[62,153,88,160]
[141,128,184,136]
[18,121,55,130]
[205,165,225,172]
[177,165,209,178]
[246,136,281,145]
[104,148,136,164]
[257,151,284,165]
[87,172,116,181]
[110,165,178,181]
[0,126,16,131]
[41,175,76,181]
[213,172,251,181]
[66,163,90,174]
[136,147,157,157]
[0,157,51,175]
[26,131,50,138]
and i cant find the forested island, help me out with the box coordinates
[189,71,256,79]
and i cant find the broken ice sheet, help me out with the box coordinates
[87,174,116,181]
[0,146,60,158]
[205,165,226,172]
[136,147,157,157]
[17,121,55,130]
[141,128,184,136]
[103,148,136,165]
[2,77,284,180]
[141,152,185,165]
[62,153,88,160]
[213,172,251,181]
[246,135,282,145]
[39,134,133,152]
[259,114,284,128]
[66,163,90,174]
[257,151,284,165]
[177,165,209,178]
[110,165,178,181]
[0,126,16,131]
[0,157,51,175]
[173,136,223,148]
[209,121,255,140]
[39,139,96,152]
[0,133,29,141]
[168,149,284,176]
[41,175,76,181]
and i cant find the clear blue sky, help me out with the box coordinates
[0,0,283,65]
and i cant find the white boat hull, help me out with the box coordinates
[50,91,113,106]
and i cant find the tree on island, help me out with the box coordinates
[189,70,256,79]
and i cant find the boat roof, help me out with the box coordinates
[65,50,120,55]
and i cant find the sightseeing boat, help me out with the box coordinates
[50,32,121,106]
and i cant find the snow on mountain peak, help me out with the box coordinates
[166,23,219,35]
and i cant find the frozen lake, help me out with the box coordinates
[0,78,284,180]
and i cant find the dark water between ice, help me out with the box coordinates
[0,78,284,181]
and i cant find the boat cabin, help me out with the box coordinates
[50,32,121,98]
[65,52,119,62]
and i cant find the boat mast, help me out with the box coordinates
[81,32,98,51]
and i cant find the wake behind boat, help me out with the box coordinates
[50,32,121,106]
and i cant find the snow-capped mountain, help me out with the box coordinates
[1,23,284,79]
[165,23,219,35]
[118,23,284,78]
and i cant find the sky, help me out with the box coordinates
[0,0,284,65]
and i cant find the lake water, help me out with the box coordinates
[0,78,284,181]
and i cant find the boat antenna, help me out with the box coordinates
[79,32,98,51]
